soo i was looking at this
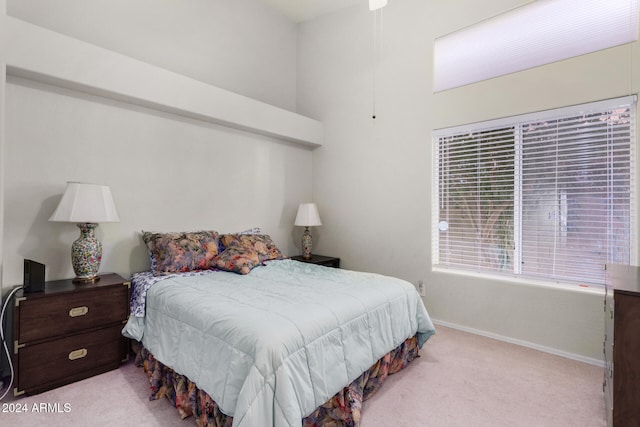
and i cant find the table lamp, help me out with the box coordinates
[294,203,322,259]
[49,182,120,283]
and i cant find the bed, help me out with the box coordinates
[122,231,435,427]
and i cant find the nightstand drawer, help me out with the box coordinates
[16,324,125,395]
[16,285,129,343]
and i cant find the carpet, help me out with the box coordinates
[0,325,605,426]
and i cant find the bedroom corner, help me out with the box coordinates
[297,0,640,365]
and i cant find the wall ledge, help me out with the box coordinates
[2,16,323,148]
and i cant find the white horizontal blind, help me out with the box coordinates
[433,0,639,92]
[436,128,516,272]
[434,96,635,285]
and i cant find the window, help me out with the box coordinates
[433,96,636,285]
[433,0,639,91]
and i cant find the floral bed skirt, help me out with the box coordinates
[134,336,419,427]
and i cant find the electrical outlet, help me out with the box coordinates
[417,280,425,297]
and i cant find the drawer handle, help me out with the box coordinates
[68,348,88,361]
[69,306,89,317]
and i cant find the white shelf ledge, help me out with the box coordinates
[1,16,323,148]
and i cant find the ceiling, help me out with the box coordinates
[260,0,364,22]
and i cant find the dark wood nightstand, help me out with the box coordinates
[604,264,640,426]
[13,273,130,396]
[291,254,340,268]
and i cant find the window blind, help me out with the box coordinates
[434,96,636,285]
[433,0,639,92]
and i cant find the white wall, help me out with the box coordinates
[0,0,314,289]
[8,0,298,111]
[0,0,5,297]
[3,76,312,286]
[297,0,640,362]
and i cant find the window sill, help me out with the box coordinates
[431,265,605,296]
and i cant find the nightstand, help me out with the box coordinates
[291,254,340,268]
[604,264,640,426]
[13,273,130,396]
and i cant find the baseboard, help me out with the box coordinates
[432,319,605,367]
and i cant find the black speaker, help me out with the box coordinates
[24,259,45,293]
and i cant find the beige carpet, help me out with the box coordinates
[1,325,605,426]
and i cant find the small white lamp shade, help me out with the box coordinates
[369,0,387,11]
[49,182,119,283]
[49,182,120,223]
[294,203,322,227]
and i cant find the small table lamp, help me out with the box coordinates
[294,203,322,259]
[49,182,120,283]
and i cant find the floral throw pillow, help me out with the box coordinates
[217,227,262,253]
[214,245,261,275]
[219,234,286,263]
[142,230,220,275]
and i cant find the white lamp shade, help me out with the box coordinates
[294,203,322,227]
[49,182,120,223]
[369,0,387,11]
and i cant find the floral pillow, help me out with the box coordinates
[214,245,261,275]
[142,230,220,275]
[215,234,286,274]
[217,227,262,253]
[219,234,286,263]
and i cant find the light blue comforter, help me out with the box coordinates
[122,259,435,427]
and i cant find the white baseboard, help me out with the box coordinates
[432,319,604,367]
